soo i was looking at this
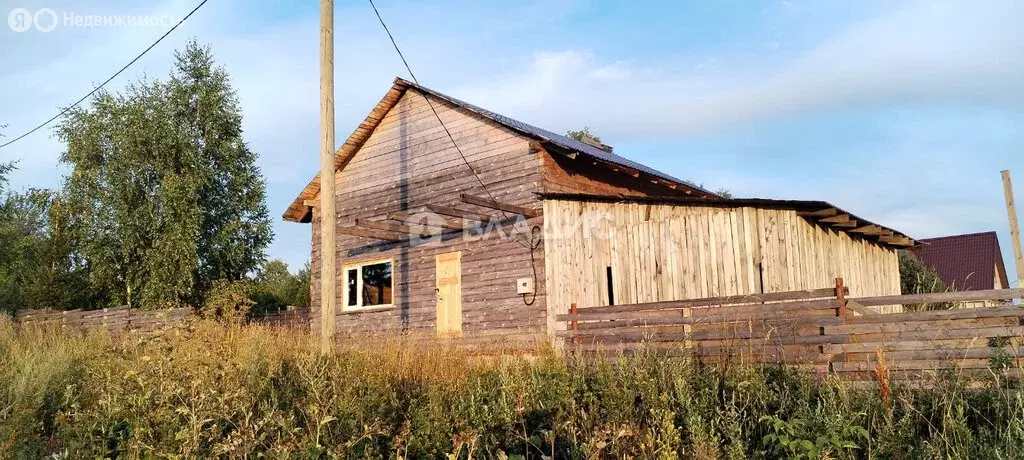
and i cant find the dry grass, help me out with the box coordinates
[2,320,1024,458]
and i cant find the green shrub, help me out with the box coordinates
[199,280,254,322]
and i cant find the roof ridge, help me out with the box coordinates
[918,231,997,242]
[394,76,717,197]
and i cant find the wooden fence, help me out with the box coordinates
[7,306,313,333]
[249,307,311,329]
[557,280,1024,381]
[10,306,195,334]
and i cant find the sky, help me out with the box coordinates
[1,0,1022,283]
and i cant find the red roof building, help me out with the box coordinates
[910,231,1009,291]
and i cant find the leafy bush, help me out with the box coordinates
[249,259,310,315]
[899,251,953,311]
[199,280,254,321]
[3,323,1024,458]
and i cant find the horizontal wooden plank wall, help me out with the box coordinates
[558,287,845,367]
[11,306,194,334]
[560,287,1024,381]
[310,89,547,343]
[543,200,902,332]
[250,308,312,330]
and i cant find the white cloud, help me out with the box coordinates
[451,0,1024,140]
[586,62,633,80]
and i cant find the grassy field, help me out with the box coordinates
[2,320,1024,459]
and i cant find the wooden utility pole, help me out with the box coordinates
[1002,170,1024,289]
[319,0,337,353]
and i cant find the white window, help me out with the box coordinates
[342,259,394,310]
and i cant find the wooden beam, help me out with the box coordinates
[1002,170,1024,289]
[336,225,404,242]
[876,236,917,247]
[424,204,497,223]
[389,212,465,231]
[605,162,642,178]
[354,218,429,236]
[845,299,877,316]
[797,208,838,218]
[819,214,851,224]
[830,219,858,228]
[555,287,845,317]
[303,199,319,208]
[319,0,337,353]
[850,224,883,235]
[460,193,540,218]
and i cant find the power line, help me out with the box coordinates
[366,0,519,227]
[0,0,211,150]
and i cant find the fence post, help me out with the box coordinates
[835,277,847,317]
[683,306,693,349]
[569,303,580,345]
[834,277,852,368]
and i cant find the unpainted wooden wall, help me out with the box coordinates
[543,199,902,331]
[309,89,547,341]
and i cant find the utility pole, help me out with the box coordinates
[1002,170,1024,289]
[319,0,337,353]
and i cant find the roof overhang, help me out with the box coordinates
[283,77,713,223]
[282,79,415,223]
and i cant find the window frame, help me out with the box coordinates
[341,257,395,312]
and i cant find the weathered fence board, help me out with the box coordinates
[9,306,313,333]
[564,279,1024,381]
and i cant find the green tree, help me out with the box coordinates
[56,41,272,309]
[250,259,311,314]
[714,188,734,199]
[0,164,91,312]
[566,126,601,145]
[899,251,952,311]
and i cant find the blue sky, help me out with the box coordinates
[1,0,1023,284]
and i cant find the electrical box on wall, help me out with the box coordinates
[516,278,534,295]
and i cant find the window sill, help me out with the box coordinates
[339,305,394,315]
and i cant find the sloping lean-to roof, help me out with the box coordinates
[539,192,918,250]
[283,77,714,223]
[910,231,1009,290]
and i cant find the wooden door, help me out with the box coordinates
[435,251,463,337]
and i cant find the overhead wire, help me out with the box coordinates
[0,0,212,150]
[366,0,539,250]
[367,0,541,304]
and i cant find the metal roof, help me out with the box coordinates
[399,78,714,195]
[910,232,1009,290]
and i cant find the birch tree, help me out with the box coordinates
[57,41,271,308]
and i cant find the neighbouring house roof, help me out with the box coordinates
[910,231,1009,291]
[539,192,918,250]
[283,77,714,223]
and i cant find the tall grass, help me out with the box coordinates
[2,319,1024,458]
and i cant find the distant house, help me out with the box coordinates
[910,232,1009,295]
[283,77,915,342]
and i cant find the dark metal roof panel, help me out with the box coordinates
[400,79,712,195]
[911,232,1006,291]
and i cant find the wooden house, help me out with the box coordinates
[283,77,915,343]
